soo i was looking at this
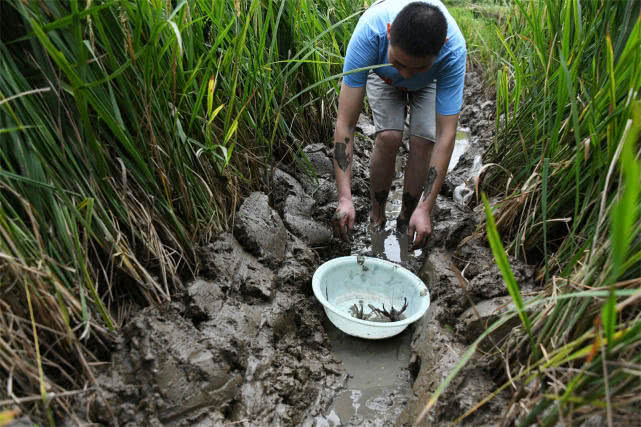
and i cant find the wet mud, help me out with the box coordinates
[72,69,537,426]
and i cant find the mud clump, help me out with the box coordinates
[458,71,496,147]
[82,195,347,426]
[420,248,470,325]
[398,305,510,426]
[88,304,242,426]
[233,191,288,269]
[426,196,477,250]
[198,232,275,301]
[271,168,333,247]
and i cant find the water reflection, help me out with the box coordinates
[370,229,413,264]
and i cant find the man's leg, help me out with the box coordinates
[370,130,403,227]
[398,82,437,231]
[366,73,407,228]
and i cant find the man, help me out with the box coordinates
[331,0,466,249]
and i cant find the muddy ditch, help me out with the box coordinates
[67,69,538,426]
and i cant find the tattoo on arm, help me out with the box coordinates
[401,192,418,219]
[374,190,389,206]
[421,167,438,202]
[333,138,350,172]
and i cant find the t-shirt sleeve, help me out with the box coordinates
[435,47,467,115]
[343,23,378,88]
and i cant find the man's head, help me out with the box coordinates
[387,2,448,79]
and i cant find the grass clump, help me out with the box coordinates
[0,0,361,420]
[420,1,641,425]
[445,0,506,79]
[485,0,640,424]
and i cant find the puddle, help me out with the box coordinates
[385,155,405,224]
[360,155,422,264]
[323,319,412,426]
[449,128,471,172]
[371,230,410,264]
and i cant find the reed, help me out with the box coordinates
[446,0,505,79]
[420,1,641,424]
[0,0,362,419]
[491,0,641,422]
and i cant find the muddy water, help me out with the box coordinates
[324,320,412,426]
[449,128,471,172]
[324,128,474,426]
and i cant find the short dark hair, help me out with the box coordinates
[390,2,448,57]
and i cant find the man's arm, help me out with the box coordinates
[332,82,366,240]
[409,112,459,248]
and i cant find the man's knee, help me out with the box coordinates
[375,130,403,153]
[409,135,434,157]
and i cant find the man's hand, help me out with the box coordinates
[333,199,356,241]
[406,113,458,250]
[408,208,432,250]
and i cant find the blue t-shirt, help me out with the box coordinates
[343,0,467,115]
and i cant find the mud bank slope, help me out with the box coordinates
[73,69,537,426]
[80,210,347,425]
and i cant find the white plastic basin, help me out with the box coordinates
[312,255,430,339]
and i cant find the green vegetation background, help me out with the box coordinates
[0,0,639,424]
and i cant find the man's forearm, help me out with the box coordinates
[333,124,355,202]
[416,119,457,214]
[332,83,365,204]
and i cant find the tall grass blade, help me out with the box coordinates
[542,157,549,283]
[483,193,533,347]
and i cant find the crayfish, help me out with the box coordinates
[349,297,408,322]
[369,297,408,322]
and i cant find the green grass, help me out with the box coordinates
[446,0,506,79]
[488,1,641,267]
[0,0,363,419]
[420,1,641,424]
[3,0,640,423]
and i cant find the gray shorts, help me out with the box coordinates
[366,72,436,142]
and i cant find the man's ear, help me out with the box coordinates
[386,23,391,40]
